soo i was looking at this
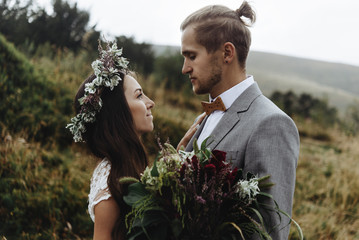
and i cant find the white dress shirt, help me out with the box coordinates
[197,76,255,148]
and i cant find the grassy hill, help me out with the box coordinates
[247,51,359,114]
[152,45,359,114]
[0,34,73,146]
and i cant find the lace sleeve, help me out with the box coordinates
[88,159,112,222]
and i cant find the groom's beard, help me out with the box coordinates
[194,57,222,95]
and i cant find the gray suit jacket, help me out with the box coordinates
[185,82,300,239]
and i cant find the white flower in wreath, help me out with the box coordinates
[85,82,96,94]
[92,77,101,87]
[92,60,103,75]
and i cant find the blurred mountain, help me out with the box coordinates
[152,45,359,114]
[247,51,359,114]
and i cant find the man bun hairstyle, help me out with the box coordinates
[236,1,256,26]
[181,1,256,69]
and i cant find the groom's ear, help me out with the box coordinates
[223,42,235,64]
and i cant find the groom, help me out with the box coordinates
[180,2,300,239]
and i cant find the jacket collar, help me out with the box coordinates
[185,82,262,151]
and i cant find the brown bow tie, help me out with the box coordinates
[201,96,226,115]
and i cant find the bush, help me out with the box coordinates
[0,33,73,147]
[0,138,93,239]
[153,52,191,92]
[270,90,338,127]
[340,102,359,136]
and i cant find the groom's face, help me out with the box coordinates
[181,25,223,96]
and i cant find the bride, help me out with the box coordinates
[67,42,203,239]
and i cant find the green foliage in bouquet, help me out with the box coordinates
[120,139,303,240]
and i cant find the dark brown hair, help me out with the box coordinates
[74,72,148,239]
[180,1,256,69]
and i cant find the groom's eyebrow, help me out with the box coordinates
[182,51,192,56]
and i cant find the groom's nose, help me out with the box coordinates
[182,60,192,75]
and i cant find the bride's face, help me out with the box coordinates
[124,75,155,135]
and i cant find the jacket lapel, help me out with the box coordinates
[207,82,262,150]
[185,115,208,151]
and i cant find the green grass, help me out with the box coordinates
[0,134,95,239]
[289,126,359,240]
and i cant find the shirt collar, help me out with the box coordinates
[210,75,255,109]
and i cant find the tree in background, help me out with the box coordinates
[116,35,154,76]
[270,90,338,127]
[0,0,154,76]
[0,0,93,52]
[270,90,298,117]
[154,52,190,91]
[32,0,90,51]
[0,0,33,45]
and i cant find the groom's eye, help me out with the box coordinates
[189,55,196,60]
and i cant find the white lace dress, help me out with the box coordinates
[88,159,112,222]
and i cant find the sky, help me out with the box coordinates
[39,0,359,67]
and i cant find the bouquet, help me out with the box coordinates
[120,139,302,240]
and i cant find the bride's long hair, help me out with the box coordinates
[74,71,148,239]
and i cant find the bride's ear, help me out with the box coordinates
[223,42,235,64]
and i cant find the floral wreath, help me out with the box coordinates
[66,41,129,142]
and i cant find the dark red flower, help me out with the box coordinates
[211,150,226,170]
[180,164,187,178]
[204,164,216,178]
[227,167,238,185]
[212,150,226,162]
[191,155,199,172]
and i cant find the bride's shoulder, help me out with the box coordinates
[92,159,111,178]
[88,158,112,222]
[90,158,111,190]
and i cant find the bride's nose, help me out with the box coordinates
[146,96,155,109]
